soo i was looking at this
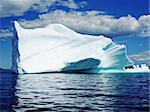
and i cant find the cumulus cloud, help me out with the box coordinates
[138,15,150,37]
[1,0,149,37]
[0,0,35,17]
[129,50,150,65]
[0,0,86,17]
[20,10,142,37]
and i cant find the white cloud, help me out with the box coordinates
[19,10,141,37]
[30,0,57,13]
[0,0,35,17]
[129,50,150,65]
[138,15,150,37]
[1,0,149,37]
[0,0,86,17]
[0,29,13,37]
[58,0,87,9]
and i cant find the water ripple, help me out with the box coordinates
[0,73,149,112]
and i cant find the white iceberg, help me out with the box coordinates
[12,21,133,73]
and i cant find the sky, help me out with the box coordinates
[0,0,150,69]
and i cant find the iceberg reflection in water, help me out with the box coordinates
[0,72,18,112]
[0,72,149,111]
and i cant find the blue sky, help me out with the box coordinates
[87,0,148,17]
[0,0,149,69]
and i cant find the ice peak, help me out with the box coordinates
[47,23,68,29]
[14,21,22,30]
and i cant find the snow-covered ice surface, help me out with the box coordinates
[12,21,135,73]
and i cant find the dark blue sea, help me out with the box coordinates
[0,71,149,112]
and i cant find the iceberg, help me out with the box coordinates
[12,21,133,73]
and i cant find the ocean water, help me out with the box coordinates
[0,72,149,112]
